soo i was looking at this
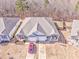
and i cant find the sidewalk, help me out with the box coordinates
[38,44,46,59]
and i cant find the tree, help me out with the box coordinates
[75,1,79,12]
[44,0,49,7]
[11,0,29,39]
[16,0,29,19]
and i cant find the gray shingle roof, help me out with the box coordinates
[12,17,60,42]
[0,17,60,42]
[2,17,19,34]
[0,17,19,42]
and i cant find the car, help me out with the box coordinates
[28,42,37,54]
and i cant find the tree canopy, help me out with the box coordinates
[75,1,79,12]
[16,0,29,19]
[44,0,49,7]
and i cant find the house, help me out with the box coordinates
[0,17,60,43]
[10,17,60,42]
[70,20,79,47]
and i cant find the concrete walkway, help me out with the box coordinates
[38,44,46,59]
[26,53,35,59]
